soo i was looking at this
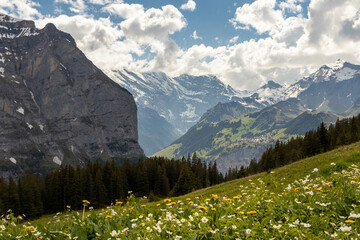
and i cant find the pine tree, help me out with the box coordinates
[7,177,20,215]
[172,164,195,196]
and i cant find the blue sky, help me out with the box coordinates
[1,0,360,90]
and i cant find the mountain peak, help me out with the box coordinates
[260,80,282,90]
[0,13,35,28]
[329,59,346,70]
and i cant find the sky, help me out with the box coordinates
[1,0,360,90]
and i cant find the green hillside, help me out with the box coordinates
[155,99,338,172]
[2,142,360,239]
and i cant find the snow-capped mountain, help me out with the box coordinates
[250,80,285,105]
[284,59,360,113]
[107,70,246,155]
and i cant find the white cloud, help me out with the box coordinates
[279,0,305,13]
[231,0,284,34]
[229,36,239,44]
[191,30,202,40]
[0,0,42,19]
[180,0,196,12]
[55,0,87,14]
[101,3,144,19]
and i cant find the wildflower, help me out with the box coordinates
[106,215,112,219]
[197,206,207,211]
[116,201,123,205]
[232,225,237,230]
[302,223,311,228]
[164,199,172,203]
[330,162,336,166]
[247,211,257,215]
[339,226,352,232]
[245,229,252,235]
[186,198,191,201]
[174,236,182,240]
[201,217,208,223]
[110,230,119,237]
[350,212,360,218]
[345,220,355,223]
[82,200,90,205]
[211,208,216,211]
[273,224,282,229]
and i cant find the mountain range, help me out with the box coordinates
[106,70,248,155]
[155,59,360,172]
[0,14,144,178]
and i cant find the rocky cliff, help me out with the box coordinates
[0,14,144,178]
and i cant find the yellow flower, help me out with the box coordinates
[205,198,210,202]
[106,215,112,218]
[164,199,172,203]
[116,201,123,205]
[82,200,90,205]
[189,201,194,204]
[238,211,244,214]
[247,211,257,215]
[233,195,242,199]
[186,198,191,201]
[171,202,176,205]
[156,204,160,207]
[141,205,146,207]
[197,206,208,211]
[345,220,355,223]
[211,208,216,211]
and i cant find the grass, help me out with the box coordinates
[1,142,360,239]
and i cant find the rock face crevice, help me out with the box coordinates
[0,14,144,178]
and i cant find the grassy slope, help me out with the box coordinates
[2,141,356,239]
[177,141,360,200]
[32,141,360,226]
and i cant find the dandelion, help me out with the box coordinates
[345,219,355,223]
[82,200,90,205]
[197,206,207,211]
[116,201,123,205]
[106,215,112,219]
[247,211,257,215]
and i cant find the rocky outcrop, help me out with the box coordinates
[0,14,144,178]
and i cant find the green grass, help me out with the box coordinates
[2,142,360,239]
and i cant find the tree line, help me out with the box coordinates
[225,114,360,179]
[0,154,223,219]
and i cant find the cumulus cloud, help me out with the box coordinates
[180,0,196,12]
[161,0,360,90]
[0,0,42,19]
[231,0,284,34]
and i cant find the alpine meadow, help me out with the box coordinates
[1,0,360,239]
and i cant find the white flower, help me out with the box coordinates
[180,218,186,223]
[294,219,300,225]
[245,229,252,235]
[339,226,352,232]
[232,225,237,230]
[302,223,311,228]
[189,215,194,221]
[289,224,296,227]
[146,227,152,232]
[174,236,182,240]
[110,230,119,237]
[131,223,137,228]
[201,217,208,223]
[330,162,336,166]
[273,224,282,229]
[350,212,360,218]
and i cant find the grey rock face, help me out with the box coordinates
[0,14,144,178]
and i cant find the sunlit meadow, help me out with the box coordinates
[1,147,360,239]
